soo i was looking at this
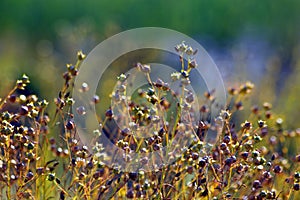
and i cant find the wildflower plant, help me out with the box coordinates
[0,29,299,199]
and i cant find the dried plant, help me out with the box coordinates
[0,44,299,200]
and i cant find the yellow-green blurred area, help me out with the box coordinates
[0,0,300,130]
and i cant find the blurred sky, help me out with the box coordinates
[0,0,300,126]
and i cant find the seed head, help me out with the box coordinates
[171,72,181,81]
[77,50,86,61]
[252,180,261,189]
[47,173,55,181]
[185,46,194,55]
[188,59,198,68]
[258,120,265,128]
[21,74,30,84]
[136,63,151,73]
[273,165,282,173]
[65,120,75,130]
[294,183,300,191]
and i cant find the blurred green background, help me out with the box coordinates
[0,0,300,128]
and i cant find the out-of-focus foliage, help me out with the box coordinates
[1,0,299,43]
